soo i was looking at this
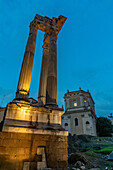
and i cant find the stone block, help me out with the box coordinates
[30,162,37,170]
[0,132,68,169]
[23,162,30,170]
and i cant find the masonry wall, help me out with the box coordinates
[0,132,68,170]
[62,112,97,136]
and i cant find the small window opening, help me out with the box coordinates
[65,123,68,126]
[75,118,78,126]
[74,102,77,107]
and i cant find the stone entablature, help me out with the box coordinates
[62,88,97,136]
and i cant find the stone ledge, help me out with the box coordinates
[2,126,68,136]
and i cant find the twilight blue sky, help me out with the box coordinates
[0,0,113,117]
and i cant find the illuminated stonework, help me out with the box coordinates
[16,14,67,105]
[0,14,68,170]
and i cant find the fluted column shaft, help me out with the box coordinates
[16,24,37,99]
[38,34,49,106]
[46,31,57,105]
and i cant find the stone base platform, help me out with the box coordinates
[0,132,68,170]
[2,100,65,133]
[0,100,68,169]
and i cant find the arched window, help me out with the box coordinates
[65,123,68,126]
[75,118,78,126]
[86,121,90,129]
[86,121,89,124]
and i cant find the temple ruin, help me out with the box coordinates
[0,14,68,170]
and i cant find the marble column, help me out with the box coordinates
[46,31,57,106]
[16,22,38,99]
[38,33,50,106]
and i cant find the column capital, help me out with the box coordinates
[29,20,38,30]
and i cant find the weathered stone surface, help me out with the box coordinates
[2,101,66,134]
[0,132,68,170]
[34,14,67,34]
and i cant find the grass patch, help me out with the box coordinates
[88,146,113,154]
[96,136,106,140]
[99,146,113,152]
[89,147,98,152]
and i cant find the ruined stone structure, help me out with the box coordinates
[62,88,97,136]
[0,14,68,170]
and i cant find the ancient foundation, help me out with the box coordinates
[0,132,68,170]
[0,100,68,170]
